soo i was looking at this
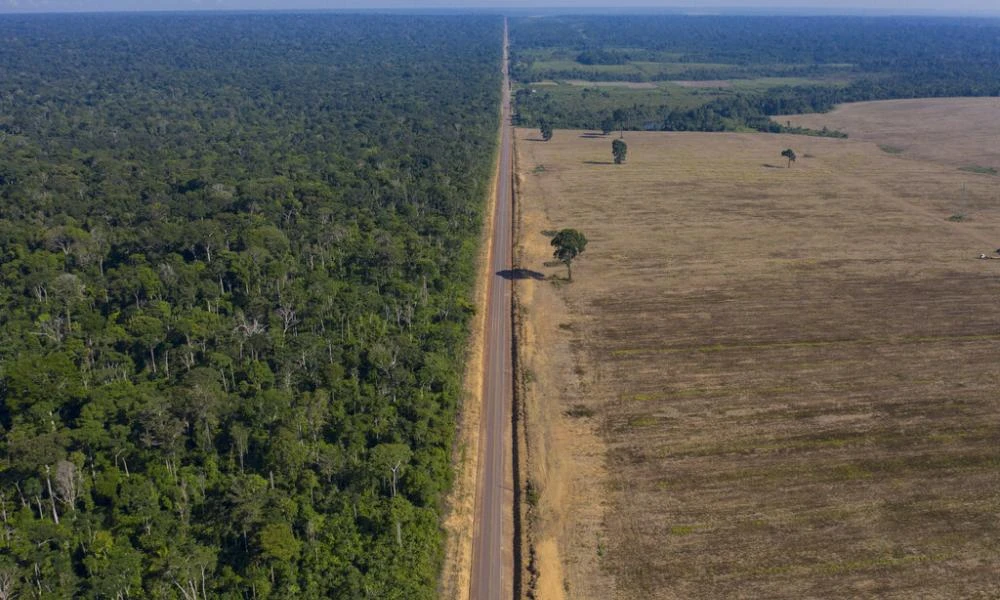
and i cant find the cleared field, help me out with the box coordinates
[564,80,659,89]
[670,79,733,88]
[779,98,1000,172]
[514,128,1000,599]
[526,58,733,79]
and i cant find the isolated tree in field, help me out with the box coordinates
[551,228,588,281]
[539,120,553,141]
[612,139,628,164]
[781,148,796,168]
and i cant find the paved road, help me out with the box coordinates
[470,18,513,600]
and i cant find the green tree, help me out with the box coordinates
[600,116,615,136]
[539,120,553,141]
[781,148,797,168]
[612,138,628,164]
[550,229,588,281]
[258,521,302,564]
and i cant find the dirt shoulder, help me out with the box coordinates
[514,137,617,600]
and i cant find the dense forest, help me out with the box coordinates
[0,13,501,598]
[510,16,1000,132]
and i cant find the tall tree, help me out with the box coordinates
[550,229,588,281]
[781,148,797,168]
[612,139,628,164]
[539,120,553,141]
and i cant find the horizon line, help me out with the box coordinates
[1,5,999,17]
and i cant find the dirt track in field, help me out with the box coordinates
[514,124,1000,599]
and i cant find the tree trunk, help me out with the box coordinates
[44,468,59,525]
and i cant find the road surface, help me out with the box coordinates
[470,18,513,600]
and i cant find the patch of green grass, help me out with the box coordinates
[670,525,697,536]
[958,164,998,175]
[816,553,931,575]
[565,404,595,418]
[832,463,873,481]
[878,144,905,154]
[525,480,540,507]
[628,414,657,427]
[526,59,735,80]
[729,76,852,90]
[518,81,709,115]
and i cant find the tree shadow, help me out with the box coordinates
[761,163,785,169]
[525,138,548,142]
[579,132,608,138]
[497,268,545,280]
[583,160,615,165]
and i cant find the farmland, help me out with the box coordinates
[513,122,1000,598]
[779,97,1000,172]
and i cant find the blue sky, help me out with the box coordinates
[1,0,998,14]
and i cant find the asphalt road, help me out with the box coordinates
[470,19,513,600]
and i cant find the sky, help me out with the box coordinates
[0,0,998,15]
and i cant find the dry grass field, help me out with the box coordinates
[779,97,1000,172]
[514,124,1000,599]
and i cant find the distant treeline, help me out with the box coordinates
[511,15,1000,81]
[511,15,1000,133]
[515,86,852,135]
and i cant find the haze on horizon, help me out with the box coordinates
[1,0,999,15]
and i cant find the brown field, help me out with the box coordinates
[514,126,1000,599]
[778,97,1000,171]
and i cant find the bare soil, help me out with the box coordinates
[514,125,1000,599]
[777,97,1000,171]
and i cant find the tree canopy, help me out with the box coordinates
[781,148,797,167]
[613,139,628,164]
[0,12,502,598]
[550,229,588,280]
[539,120,554,141]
